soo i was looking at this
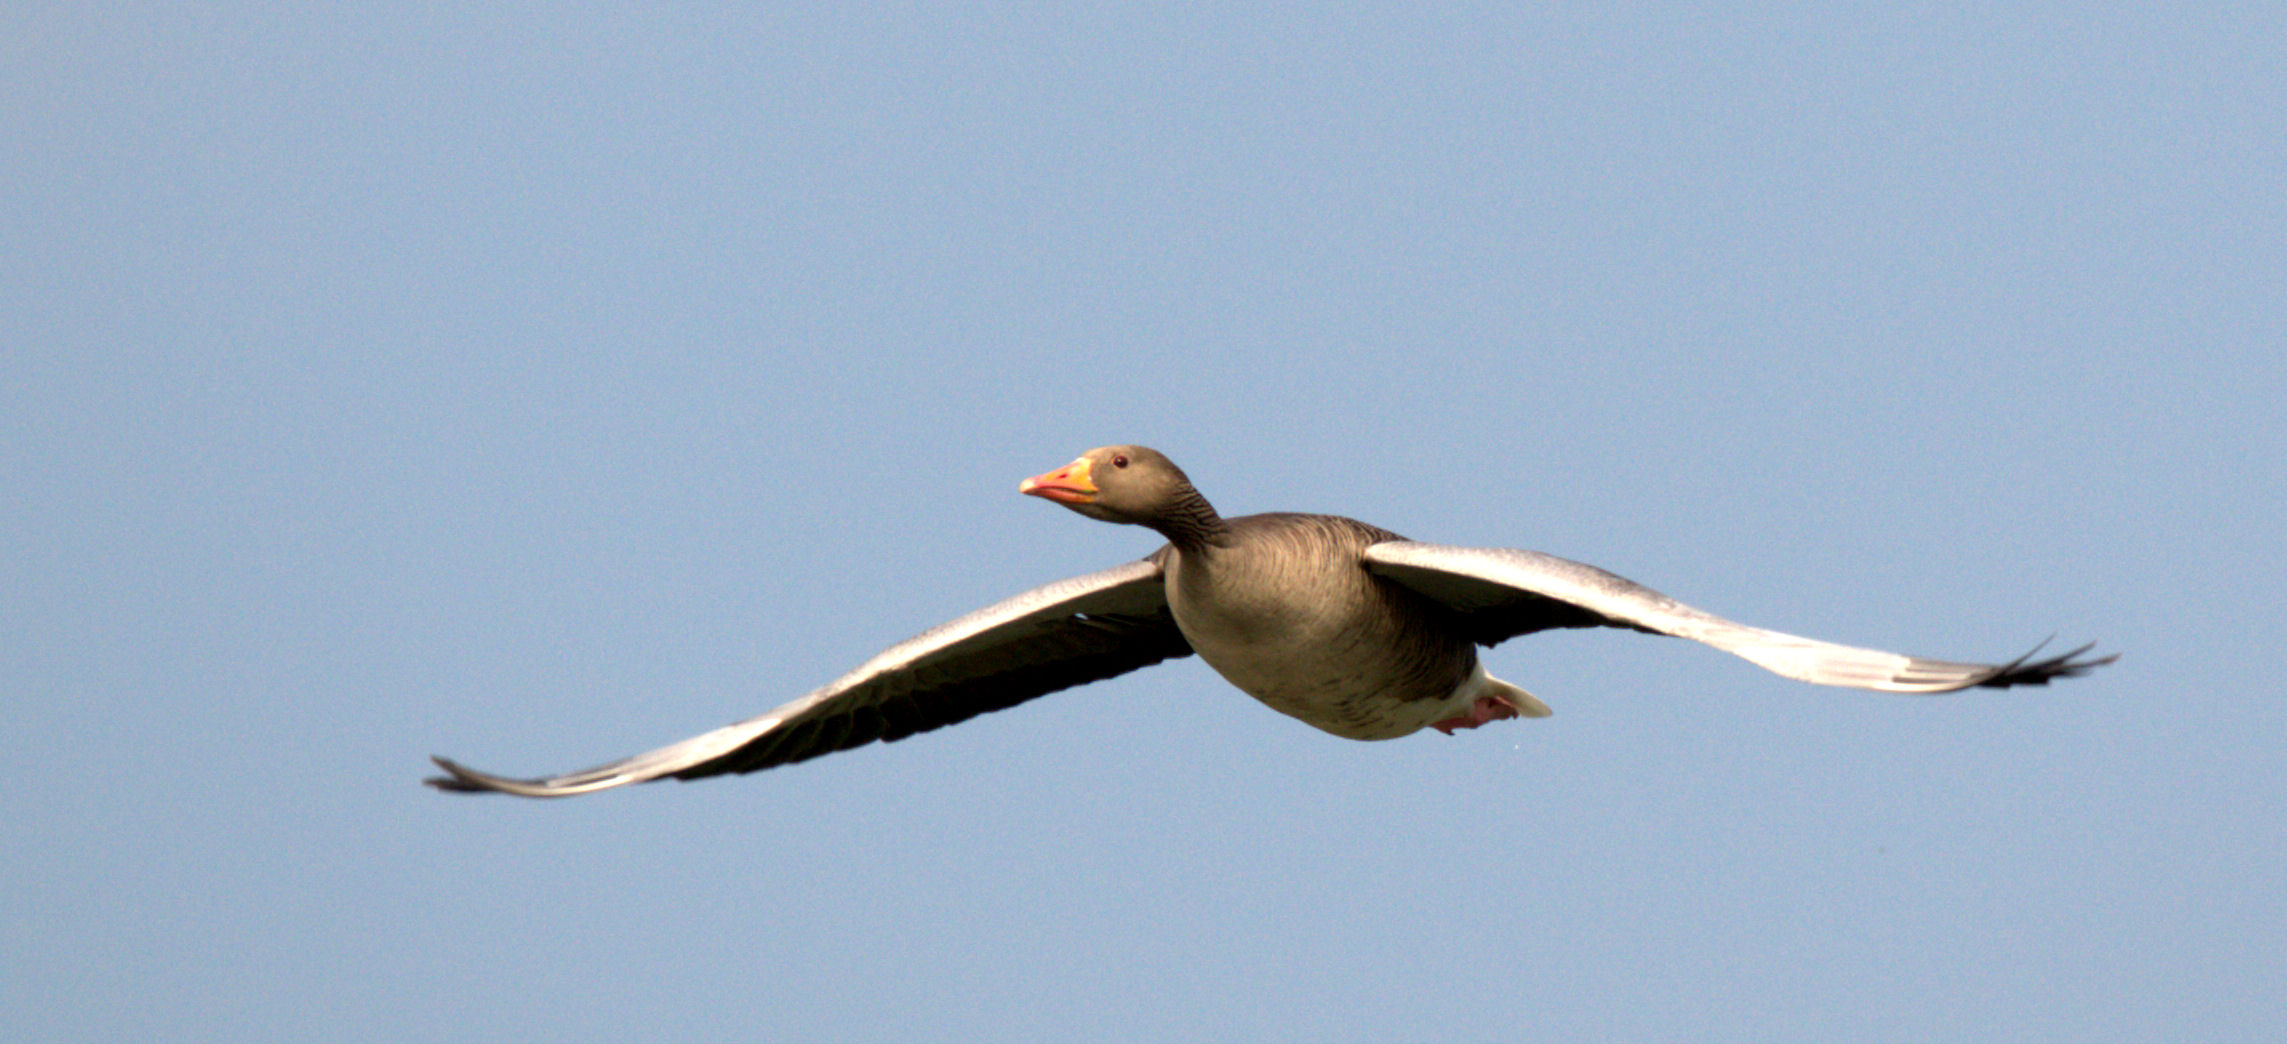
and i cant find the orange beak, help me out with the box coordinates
[1019,457,1097,504]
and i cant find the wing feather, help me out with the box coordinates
[428,557,1187,796]
[1362,542,2113,693]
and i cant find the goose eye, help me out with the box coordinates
[1111,454,1129,468]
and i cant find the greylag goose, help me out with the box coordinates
[429,445,2113,797]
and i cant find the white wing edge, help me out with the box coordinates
[1363,541,2107,694]
[428,557,1170,797]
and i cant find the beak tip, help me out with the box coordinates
[1019,457,1095,503]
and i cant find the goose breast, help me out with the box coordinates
[1163,514,1478,739]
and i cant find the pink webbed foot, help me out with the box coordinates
[1430,694,1523,735]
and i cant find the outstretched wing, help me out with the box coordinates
[429,557,1188,797]
[1362,542,2114,692]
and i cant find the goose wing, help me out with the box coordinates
[428,557,1187,797]
[1362,541,2113,692]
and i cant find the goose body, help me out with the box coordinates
[429,445,2113,797]
[1160,513,1537,739]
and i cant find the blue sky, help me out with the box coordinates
[7,4,2281,1041]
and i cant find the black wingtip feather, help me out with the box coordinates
[1974,641,2119,689]
[424,756,501,794]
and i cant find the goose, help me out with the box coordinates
[428,445,2114,797]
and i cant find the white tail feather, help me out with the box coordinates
[1481,669,1552,718]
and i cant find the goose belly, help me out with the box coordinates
[1185,631,1460,739]
[1167,556,1470,740]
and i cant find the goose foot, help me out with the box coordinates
[1430,694,1522,735]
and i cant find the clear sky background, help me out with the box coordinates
[7,4,2281,1041]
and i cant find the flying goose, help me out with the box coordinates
[428,445,2113,797]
